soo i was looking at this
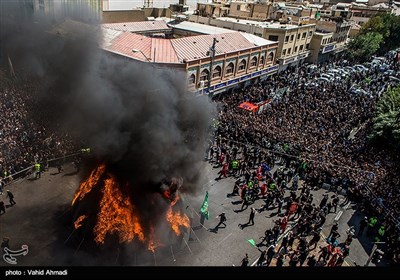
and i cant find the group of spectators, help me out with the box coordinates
[209,53,400,265]
[0,81,76,182]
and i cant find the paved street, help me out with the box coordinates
[0,161,376,266]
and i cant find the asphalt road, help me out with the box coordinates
[0,161,375,266]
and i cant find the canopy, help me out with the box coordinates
[238,102,258,113]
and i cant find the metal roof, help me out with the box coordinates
[171,32,276,62]
[102,21,171,33]
[105,32,153,61]
[104,30,276,64]
[104,31,179,63]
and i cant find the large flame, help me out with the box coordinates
[71,164,106,206]
[166,196,190,236]
[147,227,161,253]
[74,215,87,230]
[71,164,190,252]
[93,175,145,245]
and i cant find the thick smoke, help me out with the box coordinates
[1,1,215,262]
[0,0,215,191]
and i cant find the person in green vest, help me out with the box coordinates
[232,159,239,176]
[367,216,378,235]
[283,143,289,152]
[248,181,254,189]
[81,148,91,153]
[375,225,385,242]
[269,182,276,191]
[34,163,41,179]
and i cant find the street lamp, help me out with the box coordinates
[132,49,152,63]
[206,37,218,95]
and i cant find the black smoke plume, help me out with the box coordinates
[1,0,215,261]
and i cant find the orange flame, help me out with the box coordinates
[93,175,145,244]
[147,227,161,253]
[72,164,106,206]
[74,215,88,229]
[166,195,190,235]
[73,165,188,250]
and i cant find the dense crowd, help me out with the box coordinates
[1,52,399,265]
[209,53,400,265]
[0,82,76,180]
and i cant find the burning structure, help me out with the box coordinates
[70,163,190,253]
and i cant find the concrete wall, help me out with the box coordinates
[102,10,146,23]
[101,7,171,23]
[229,2,251,18]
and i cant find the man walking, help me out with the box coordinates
[6,190,15,206]
[241,253,249,266]
[216,213,227,228]
[358,216,368,237]
[248,207,256,225]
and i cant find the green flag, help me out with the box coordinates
[247,239,256,247]
[200,191,209,220]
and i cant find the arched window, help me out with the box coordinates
[267,52,274,62]
[225,62,234,75]
[250,56,258,67]
[238,59,246,71]
[188,74,196,85]
[260,56,265,65]
[200,69,209,81]
[213,65,222,78]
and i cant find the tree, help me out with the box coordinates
[347,32,383,62]
[369,87,400,150]
[361,15,389,38]
[348,13,400,60]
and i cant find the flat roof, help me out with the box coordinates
[215,17,315,30]
[169,21,236,35]
[102,21,171,33]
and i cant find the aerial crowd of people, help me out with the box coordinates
[209,52,400,265]
[0,51,399,266]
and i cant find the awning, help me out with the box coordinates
[239,102,259,113]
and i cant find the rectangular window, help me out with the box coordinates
[282,49,286,56]
[297,33,300,40]
[288,48,291,54]
[268,35,279,41]
[302,32,306,39]
[290,34,294,41]
[236,5,240,11]
[294,46,298,53]
[306,43,310,49]
[285,35,289,42]
[309,31,313,37]
[299,44,304,51]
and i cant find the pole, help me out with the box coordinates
[365,243,377,267]
[365,242,385,266]
[207,38,218,95]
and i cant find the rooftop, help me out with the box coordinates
[102,20,171,33]
[103,29,277,64]
[215,17,315,29]
[169,20,236,35]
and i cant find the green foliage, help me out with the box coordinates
[347,32,383,62]
[369,87,400,150]
[347,13,400,61]
[361,15,389,38]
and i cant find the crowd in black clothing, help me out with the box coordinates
[211,54,400,265]
[0,82,76,180]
